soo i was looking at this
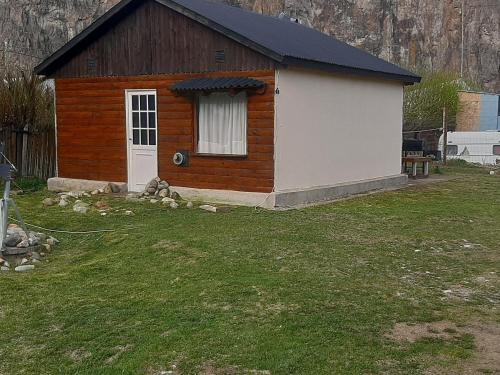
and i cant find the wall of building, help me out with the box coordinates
[274,68,404,192]
[47,0,274,78]
[55,70,275,193]
[456,91,500,132]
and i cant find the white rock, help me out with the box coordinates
[101,212,107,216]
[46,237,59,246]
[186,201,194,209]
[15,265,35,272]
[91,190,100,195]
[73,202,90,214]
[162,197,175,204]
[21,258,29,265]
[150,199,159,204]
[490,171,495,176]
[1,266,9,272]
[42,198,56,207]
[124,210,134,216]
[200,205,217,213]
[170,202,179,209]
[16,240,29,248]
[59,199,69,207]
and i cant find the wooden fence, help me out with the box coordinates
[0,127,56,180]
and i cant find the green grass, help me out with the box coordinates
[0,166,499,374]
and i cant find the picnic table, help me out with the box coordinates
[402,156,432,179]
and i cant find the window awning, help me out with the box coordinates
[171,77,266,94]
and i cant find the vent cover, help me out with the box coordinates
[215,50,226,63]
[87,58,97,72]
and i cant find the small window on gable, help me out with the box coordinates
[197,92,247,156]
[493,145,500,156]
[447,145,458,156]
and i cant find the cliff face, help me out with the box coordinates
[1,0,498,91]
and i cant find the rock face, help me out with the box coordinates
[0,0,498,91]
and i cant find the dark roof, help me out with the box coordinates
[35,0,421,84]
[171,77,266,93]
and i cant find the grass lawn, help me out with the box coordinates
[0,164,499,375]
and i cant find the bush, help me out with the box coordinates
[0,71,54,132]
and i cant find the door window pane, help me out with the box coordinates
[133,130,140,145]
[149,130,156,146]
[149,112,156,128]
[140,112,148,128]
[148,95,156,111]
[141,130,148,145]
[132,96,139,110]
[140,95,147,110]
[132,112,139,128]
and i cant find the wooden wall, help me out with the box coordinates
[55,70,275,192]
[49,0,274,78]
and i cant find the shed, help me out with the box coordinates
[35,0,420,208]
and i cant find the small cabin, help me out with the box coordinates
[35,0,420,208]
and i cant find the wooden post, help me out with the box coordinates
[442,107,448,165]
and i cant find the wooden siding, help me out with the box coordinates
[50,0,274,78]
[55,70,275,192]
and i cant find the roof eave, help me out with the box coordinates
[281,57,421,85]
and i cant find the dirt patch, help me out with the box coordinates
[67,348,92,363]
[104,344,134,365]
[386,321,462,343]
[387,321,500,374]
[442,285,475,301]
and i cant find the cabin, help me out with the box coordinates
[35,0,421,208]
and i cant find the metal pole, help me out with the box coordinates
[1,179,10,249]
[443,107,448,165]
[460,0,465,78]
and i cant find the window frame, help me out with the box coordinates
[192,91,249,158]
[447,144,459,156]
[493,145,500,156]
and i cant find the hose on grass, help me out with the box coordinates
[9,216,115,234]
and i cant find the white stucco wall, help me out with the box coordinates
[275,68,405,192]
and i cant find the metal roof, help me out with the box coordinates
[35,0,421,84]
[171,77,266,92]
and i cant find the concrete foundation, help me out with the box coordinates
[172,186,275,208]
[273,174,408,208]
[47,175,408,209]
[48,178,128,193]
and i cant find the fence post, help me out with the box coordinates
[442,107,448,165]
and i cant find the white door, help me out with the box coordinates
[126,90,158,192]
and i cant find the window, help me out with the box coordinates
[131,93,156,146]
[447,145,458,156]
[197,92,247,155]
[493,145,500,156]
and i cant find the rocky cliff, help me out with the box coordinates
[1,0,498,90]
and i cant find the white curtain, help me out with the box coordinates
[198,92,247,155]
